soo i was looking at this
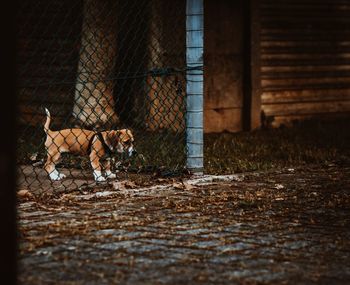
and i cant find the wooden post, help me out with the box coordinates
[186,0,204,174]
[250,0,262,129]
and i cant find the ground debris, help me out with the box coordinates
[112,180,138,191]
[18,164,350,285]
[274,183,285,190]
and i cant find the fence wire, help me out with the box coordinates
[17,0,187,193]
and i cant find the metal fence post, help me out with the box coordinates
[186,0,204,174]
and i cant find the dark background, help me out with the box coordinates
[0,1,17,284]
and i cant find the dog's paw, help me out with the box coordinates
[49,171,66,181]
[58,173,66,180]
[95,176,107,182]
[93,170,106,182]
[50,176,62,181]
[105,171,117,179]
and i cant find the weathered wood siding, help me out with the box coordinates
[204,0,245,133]
[257,0,350,127]
[18,0,82,127]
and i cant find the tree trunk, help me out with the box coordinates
[146,0,186,132]
[73,0,118,128]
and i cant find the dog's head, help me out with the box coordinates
[107,129,136,157]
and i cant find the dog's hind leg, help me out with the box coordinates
[45,151,66,181]
[90,151,106,182]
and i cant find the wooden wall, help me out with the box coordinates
[17,0,82,128]
[19,0,350,132]
[204,0,245,133]
[254,0,350,127]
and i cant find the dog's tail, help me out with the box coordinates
[43,107,51,134]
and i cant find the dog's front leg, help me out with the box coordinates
[90,151,106,182]
[104,158,117,179]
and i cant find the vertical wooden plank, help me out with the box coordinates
[242,0,252,131]
[250,0,262,129]
[204,0,245,133]
[186,0,204,173]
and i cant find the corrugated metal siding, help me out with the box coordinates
[259,0,350,126]
[18,0,82,127]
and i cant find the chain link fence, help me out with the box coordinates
[17,0,193,192]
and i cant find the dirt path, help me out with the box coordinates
[17,164,350,284]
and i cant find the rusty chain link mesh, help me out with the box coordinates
[17,0,187,192]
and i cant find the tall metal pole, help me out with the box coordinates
[186,0,204,174]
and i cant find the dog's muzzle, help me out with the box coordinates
[128,147,137,157]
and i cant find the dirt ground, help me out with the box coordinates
[17,163,350,284]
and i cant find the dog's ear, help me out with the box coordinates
[118,129,134,142]
[125,129,134,141]
[106,130,133,149]
[106,130,120,150]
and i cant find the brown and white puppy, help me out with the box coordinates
[43,108,135,182]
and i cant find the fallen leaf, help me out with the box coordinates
[113,182,124,190]
[32,160,43,167]
[29,153,38,161]
[125,181,137,188]
[172,182,184,190]
[274,184,284,190]
[183,182,197,191]
[171,181,197,190]
[17,189,34,199]
[275,197,284,201]
[112,180,137,190]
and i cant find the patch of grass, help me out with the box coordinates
[204,118,350,174]
[134,130,186,171]
[17,118,350,175]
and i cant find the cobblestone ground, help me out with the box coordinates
[18,164,350,285]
